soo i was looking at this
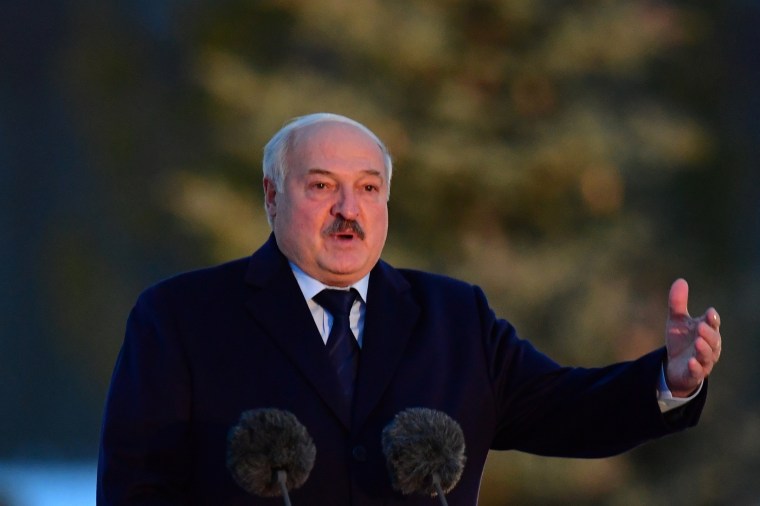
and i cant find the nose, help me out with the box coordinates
[332,187,359,220]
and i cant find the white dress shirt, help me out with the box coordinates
[289,262,369,347]
[657,368,702,412]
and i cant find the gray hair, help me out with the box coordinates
[262,112,393,196]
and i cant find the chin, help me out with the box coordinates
[319,260,370,283]
[328,264,367,279]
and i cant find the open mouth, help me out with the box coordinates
[325,218,366,240]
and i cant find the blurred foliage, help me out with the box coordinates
[2,0,758,503]
[178,0,716,367]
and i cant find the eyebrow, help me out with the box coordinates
[307,168,384,178]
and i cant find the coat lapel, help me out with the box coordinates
[243,235,353,428]
[353,261,420,430]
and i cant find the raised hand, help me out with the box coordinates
[665,278,722,398]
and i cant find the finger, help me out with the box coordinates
[704,307,721,330]
[694,337,717,374]
[687,357,706,382]
[668,278,690,318]
[697,321,722,352]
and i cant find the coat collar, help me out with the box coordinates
[243,234,420,431]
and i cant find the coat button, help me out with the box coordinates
[352,445,367,462]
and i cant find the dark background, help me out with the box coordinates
[1,0,758,503]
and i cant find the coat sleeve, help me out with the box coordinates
[475,285,707,457]
[97,285,193,505]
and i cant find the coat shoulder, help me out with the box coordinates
[138,256,251,306]
[395,265,479,295]
[379,262,485,309]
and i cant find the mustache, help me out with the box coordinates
[324,216,365,240]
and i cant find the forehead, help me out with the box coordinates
[288,122,386,175]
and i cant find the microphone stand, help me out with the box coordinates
[276,470,292,506]
[432,473,448,506]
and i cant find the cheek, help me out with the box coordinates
[369,203,388,226]
[367,206,389,241]
[286,201,331,236]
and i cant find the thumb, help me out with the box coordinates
[668,278,690,318]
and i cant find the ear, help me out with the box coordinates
[263,178,278,220]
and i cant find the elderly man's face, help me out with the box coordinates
[265,122,389,287]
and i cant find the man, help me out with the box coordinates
[97,113,722,505]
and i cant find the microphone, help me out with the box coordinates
[381,407,467,506]
[227,408,316,506]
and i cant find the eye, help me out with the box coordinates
[364,184,378,192]
[312,182,328,190]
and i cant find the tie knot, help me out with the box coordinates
[313,288,358,318]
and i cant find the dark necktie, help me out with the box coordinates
[313,288,360,402]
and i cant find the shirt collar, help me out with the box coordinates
[289,262,369,303]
